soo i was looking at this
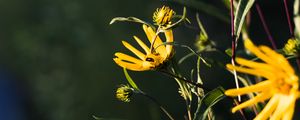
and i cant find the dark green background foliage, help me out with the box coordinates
[0,0,298,120]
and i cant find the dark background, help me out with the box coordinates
[0,0,298,120]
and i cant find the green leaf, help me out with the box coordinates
[178,52,194,64]
[170,0,230,23]
[196,57,203,85]
[193,87,226,120]
[225,48,232,56]
[123,68,140,91]
[234,0,255,39]
[109,17,154,28]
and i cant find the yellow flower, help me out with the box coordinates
[283,38,300,55]
[153,6,175,26]
[225,39,299,120]
[113,24,173,71]
[116,85,133,102]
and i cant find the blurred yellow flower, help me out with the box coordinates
[116,85,133,102]
[113,24,173,71]
[153,6,175,26]
[225,39,299,120]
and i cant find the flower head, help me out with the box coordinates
[225,39,299,120]
[153,6,175,26]
[116,85,133,102]
[283,38,300,55]
[113,24,173,71]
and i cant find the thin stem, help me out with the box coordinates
[140,92,175,120]
[283,0,294,38]
[233,99,248,120]
[186,103,192,120]
[159,69,204,89]
[169,59,193,120]
[230,0,241,102]
[150,28,161,53]
[230,0,235,38]
[296,57,300,72]
[255,4,277,49]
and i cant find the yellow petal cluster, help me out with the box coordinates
[153,6,175,26]
[113,24,173,71]
[225,39,299,120]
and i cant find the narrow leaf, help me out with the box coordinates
[123,68,140,91]
[234,0,255,39]
[196,57,203,85]
[193,87,226,120]
[225,48,232,56]
[109,17,154,28]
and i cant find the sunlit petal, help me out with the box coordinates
[254,94,279,120]
[164,29,173,57]
[225,80,273,96]
[133,36,150,54]
[122,41,146,60]
[232,92,272,113]
[113,58,148,71]
[227,64,275,80]
[115,52,143,64]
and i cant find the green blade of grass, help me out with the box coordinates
[234,0,255,39]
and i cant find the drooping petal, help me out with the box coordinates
[225,80,273,96]
[254,94,279,120]
[142,25,167,57]
[113,58,148,71]
[232,92,272,113]
[133,36,150,54]
[122,41,146,60]
[114,52,143,64]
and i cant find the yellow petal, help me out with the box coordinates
[254,94,279,120]
[142,25,167,57]
[259,45,295,74]
[114,52,143,64]
[232,92,272,113]
[133,36,150,54]
[282,100,295,120]
[244,39,274,66]
[113,58,148,71]
[271,92,297,120]
[164,29,173,57]
[122,41,146,60]
[236,58,275,72]
[226,64,275,80]
[225,80,273,96]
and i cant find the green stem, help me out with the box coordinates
[139,91,175,120]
